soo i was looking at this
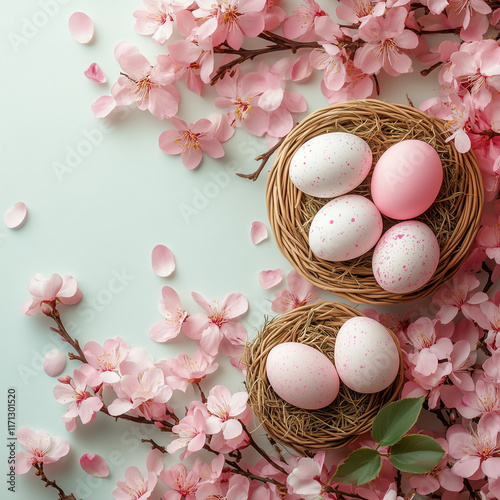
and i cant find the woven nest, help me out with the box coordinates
[266,99,484,304]
[245,302,404,455]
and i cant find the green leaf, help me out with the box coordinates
[372,397,425,446]
[390,434,445,473]
[331,448,382,486]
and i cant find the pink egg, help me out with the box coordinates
[308,195,383,261]
[372,221,440,294]
[266,342,339,409]
[371,140,443,219]
[335,317,400,394]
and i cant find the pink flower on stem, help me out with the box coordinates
[20,273,82,315]
[194,0,267,50]
[286,452,326,500]
[282,0,327,41]
[15,427,70,474]
[460,376,500,418]
[149,286,188,342]
[158,350,218,392]
[196,474,250,500]
[167,402,209,457]
[159,116,225,169]
[336,0,385,24]
[432,270,488,324]
[113,466,157,500]
[447,412,500,479]
[92,43,179,120]
[271,269,317,313]
[83,337,130,384]
[107,367,172,420]
[183,292,248,357]
[205,385,249,440]
[53,366,103,431]
[160,463,200,500]
[354,7,419,77]
[446,0,491,41]
[192,453,225,483]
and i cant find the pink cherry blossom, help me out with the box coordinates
[84,63,107,84]
[286,452,326,500]
[108,367,172,420]
[205,385,249,440]
[149,286,187,343]
[192,453,225,483]
[447,412,500,479]
[446,0,492,41]
[20,273,82,316]
[194,0,267,50]
[310,44,347,92]
[4,201,28,229]
[354,7,419,77]
[271,269,317,313]
[15,427,70,474]
[263,0,286,30]
[80,453,110,478]
[160,463,200,500]
[250,221,268,244]
[258,269,283,289]
[167,402,209,457]
[336,0,385,24]
[158,350,218,392]
[53,366,103,431]
[282,0,327,41]
[460,376,500,418]
[196,473,250,500]
[183,292,248,357]
[432,270,488,324]
[113,466,157,500]
[159,116,225,169]
[133,0,193,45]
[83,337,130,384]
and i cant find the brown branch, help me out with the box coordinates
[464,477,481,500]
[194,381,207,404]
[48,309,87,363]
[142,438,167,453]
[224,466,286,488]
[421,61,443,77]
[99,404,175,431]
[34,464,78,500]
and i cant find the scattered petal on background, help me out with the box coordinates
[258,269,283,289]
[4,201,28,229]
[250,221,268,245]
[69,12,94,44]
[43,350,67,377]
[80,453,109,478]
[84,63,106,84]
[152,245,176,277]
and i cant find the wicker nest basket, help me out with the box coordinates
[245,302,404,455]
[266,99,484,304]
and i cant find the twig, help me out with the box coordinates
[267,436,287,464]
[421,61,443,77]
[34,464,78,500]
[464,477,481,500]
[194,381,207,404]
[48,309,87,363]
[224,466,286,488]
[100,404,175,430]
[141,438,167,454]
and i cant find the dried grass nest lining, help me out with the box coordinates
[245,302,404,455]
[266,99,483,304]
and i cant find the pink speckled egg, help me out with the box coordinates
[289,132,372,198]
[372,221,440,294]
[308,195,383,261]
[371,140,443,219]
[266,342,340,409]
[335,317,400,394]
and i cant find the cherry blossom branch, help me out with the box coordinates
[223,466,286,488]
[141,438,167,453]
[421,61,443,77]
[100,403,176,430]
[48,308,87,363]
[464,477,482,500]
[194,381,207,403]
[34,464,78,500]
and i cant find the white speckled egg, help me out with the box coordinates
[289,132,372,198]
[335,317,400,394]
[309,195,383,261]
[372,221,440,294]
[266,342,340,409]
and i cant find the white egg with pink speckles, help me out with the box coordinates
[335,317,400,394]
[309,195,383,262]
[289,132,372,198]
[372,221,440,294]
[266,342,340,409]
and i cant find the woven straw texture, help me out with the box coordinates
[266,99,484,304]
[245,302,404,455]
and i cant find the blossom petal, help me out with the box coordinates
[258,269,283,289]
[43,350,67,377]
[5,201,28,229]
[250,221,268,245]
[84,63,106,84]
[68,12,94,44]
[80,453,109,478]
[91,95,116,118]
[152,245,176,277]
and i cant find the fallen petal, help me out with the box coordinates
[69,12,94,44]
[84,63,106,84]
[80,453,109,478]
[43,350,67,377]
[258,269,283,289]
[152,245,176,277]
[4,201,27,229]
[250,221,268,245]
